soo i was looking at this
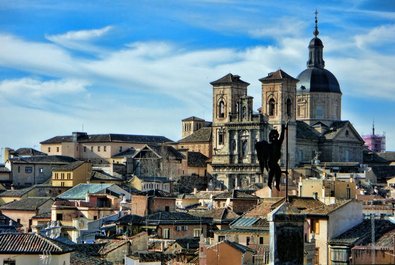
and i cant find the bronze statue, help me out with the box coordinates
[255,124,286,190]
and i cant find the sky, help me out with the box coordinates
[0,0,395,158]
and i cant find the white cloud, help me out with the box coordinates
[47,26,113,42]
[354,24,395,49]
[45,26,113,53]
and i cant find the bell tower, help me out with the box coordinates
[260,69,297,168]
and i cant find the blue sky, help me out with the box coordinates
[1,0,395,156]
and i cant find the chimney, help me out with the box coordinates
[193,188,197,194]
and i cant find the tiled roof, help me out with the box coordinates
[136,176,173,183]
[128,252,174,262]
[145,211,206,225]
[188,152,208,167]
[13,147,46,157]
[188,208,239,223]
[91,170,123,181]
[71,251,111,265]
[213,190,259,200]
[210,73,250,86]
[376,151,395,162]
[322,121,350,140]
[117,214,144,225]
[173,238,200,249]
[371,166,395,182]
[9,155,77,164]
[137,189,175,198]
[0,197,53,211]
[296,121,320,140]
[41,133,173,144]
[0,186,34,197]
[111,147,137,158]
[259,69,298,82]
[243,199,283,217]
[182,116,205,122]
[329,219,395,247]
[148,144,185,160]
[178,127,212,143]
[208,240,255,254]
[0,233,73,254]
[53,161,86,171]
[97,239,129,255]
[57,183,113,200]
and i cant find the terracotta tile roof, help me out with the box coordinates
[70,251,111,265]
[178,127,212,143]
[96,239,130,255]
[0,233,73,254]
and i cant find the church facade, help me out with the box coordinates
[178,17,365,189]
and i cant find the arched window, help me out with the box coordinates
[218,129,224,145]
[286,98,292,118]
[269,98,276,116]
[218,100,225,118]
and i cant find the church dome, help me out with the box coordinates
[297,67,341,93]
[297,13,341,94]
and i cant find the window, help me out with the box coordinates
[259,237,264,244]
[310,219,320,235]
[119,146,123,152]
[84,146,87,152]
[67,173,71,179]
[39,168,43,173]
[18,166,20,173]
[56,213,63,221]
[54,173,58,179]
[56,146,60,152]
[25,166,33,173]
[218,100,225,118]
[61,173,65,179]
[165,206,170,212]
[246,236,251,245]
[269,98,276,116]
[218,130,224,145]
[194,228,202,237]
[104,146,107,152]
[48,147,51,152]
[163,228,170,239]
[91,146,94,152]
[17,219,20,224]
[218,236,225,242]
[346,188,351,199]
[98,146,101,152]
[4,259,16,265]
[61,182,65,187]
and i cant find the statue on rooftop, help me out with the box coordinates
[255,123,287,191]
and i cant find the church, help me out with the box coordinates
[177,16,365,189]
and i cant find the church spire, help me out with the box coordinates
[314,10,319,37]
[307,10,325,69]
